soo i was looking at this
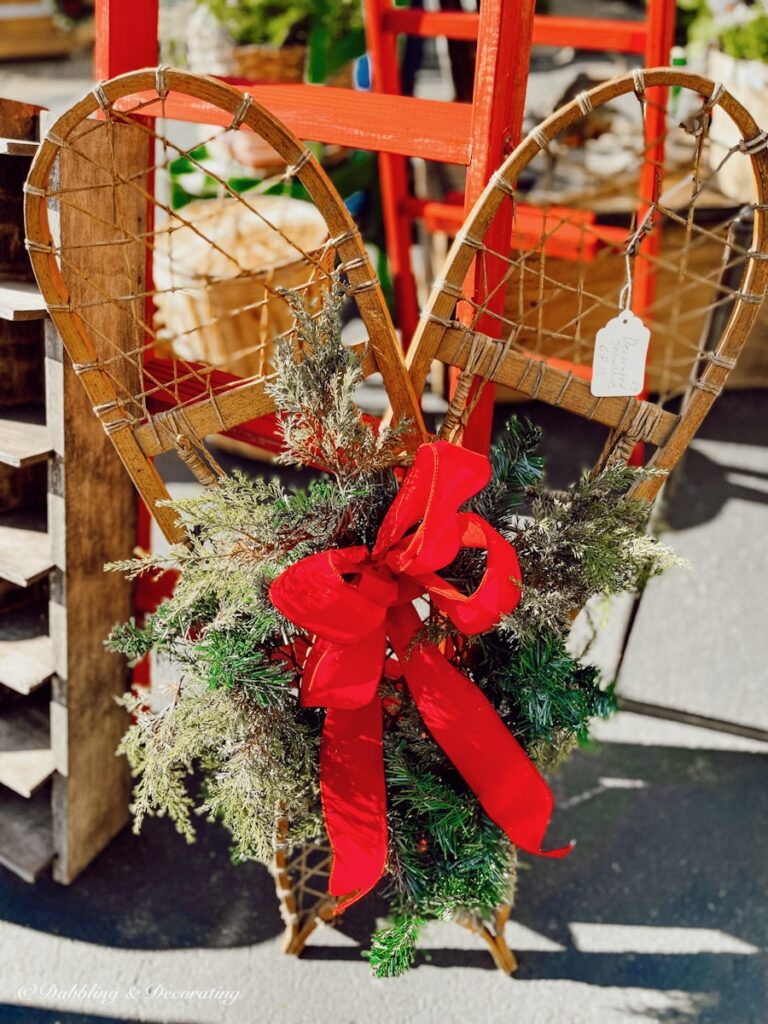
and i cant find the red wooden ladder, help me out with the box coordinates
[93,0,673,609]
[363,0,675,451]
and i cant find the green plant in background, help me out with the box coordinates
[720,8,768,60]
[677,0,715,51]
[678,0,768,61]
[305,0,367,82]
[198,0,366,82]
[167,144,311,209]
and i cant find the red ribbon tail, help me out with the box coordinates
[320,702,389,913]
[389,605,572,860]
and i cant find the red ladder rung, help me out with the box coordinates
[380,8,648,55]
[114,84,474,164]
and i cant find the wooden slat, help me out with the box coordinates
[382,8,479,40]
[0,96,43,144]
[0,752,54,799]
[0,281,47,321]
[0,695,53,797]
[0,137,37,157]
[135,339,376,458]
[0,782,53,881]
[46,114,141,882]
[0,406,50,467]
[135,376,274,458]
[0,605,52,695]
[383,11,648,53]
[117,86,474,165]
[0,509,52,586]
[401,196,627,258]
[436,326,679,448]
[532,15,648,53]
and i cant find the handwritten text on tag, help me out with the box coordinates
[590,311,650,397]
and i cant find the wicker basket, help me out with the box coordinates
[327,62,355,90]
[153,193,333,380]
[233,43,306,83]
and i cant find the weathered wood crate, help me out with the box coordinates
[0,98,134,884]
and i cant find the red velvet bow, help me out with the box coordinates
[270,440,571,911]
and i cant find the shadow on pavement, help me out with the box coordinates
[0,810,283,950]
[294,737,768,1024]
[1,737,764,1024]
[0,1007,166,1024]
[664,444,768,531]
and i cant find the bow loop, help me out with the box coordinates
[270,546,386,645]
[301,633,386,710]
[417,512,523,635]
[374,441,492,576]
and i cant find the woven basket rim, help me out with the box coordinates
[234,42,307,56]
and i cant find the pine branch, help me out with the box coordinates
[502,464,685,643]
[117,683,321,864]
[382,737,516,922]
[471,416,544,526]
[266,273,412,485]
[364,915,423,978]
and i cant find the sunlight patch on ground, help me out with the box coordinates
[569,923,761,955]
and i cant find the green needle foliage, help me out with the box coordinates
[477,630,618,771]
[363,915,424,978]
[268,276,412,489]
[471,415,545,526]
[107,275,680,976]
[501,463,682,646]
[385,741,516,914]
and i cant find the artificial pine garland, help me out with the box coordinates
[108,278,679,976]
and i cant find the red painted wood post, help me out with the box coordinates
[94,0,158,355]
[629,0,675,464]
[95,0,159,79]
[461,0,535,455]
[633,0,676,321]
[645,0,677,67]
[364,0,422,348]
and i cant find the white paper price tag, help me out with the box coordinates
[590,311,650,397]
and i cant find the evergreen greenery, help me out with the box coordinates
[198,0,364,54]
[107,275,680,976]
[268,276,411,489]
[363,915,423,978]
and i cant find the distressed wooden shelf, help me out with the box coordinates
[0,605,53,695]
[0,695,53,797]
[0,281,47,322]
[0,782,54,881]
[0,137,38,157]
[0,509,52,587]
[0,407,51,467]
[0,94,133,887]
